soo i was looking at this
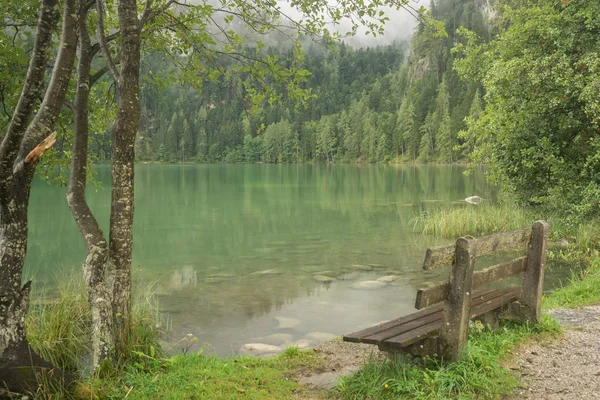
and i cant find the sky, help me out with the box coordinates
[203,0,423,48]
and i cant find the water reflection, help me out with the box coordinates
[27,164,509,354]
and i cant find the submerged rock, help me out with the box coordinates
[249,269,282,277]
[351,264,372,272]
[257,333,293,346]
[289,339,315,350]
[304,332,338,342]
[377,275,402,283]
[314,270,343,277]
[313,275,336,283]
[275,316,301,329]
[239,343,282,356]
[349,280,388,290]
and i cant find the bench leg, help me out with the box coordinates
[378,337,440,359]
[440,237,476,362]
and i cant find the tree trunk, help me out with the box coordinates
[67,3,115,370]
[108,0,141,353]
[0,0,80,392]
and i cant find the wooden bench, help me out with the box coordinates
[343,220,550,361]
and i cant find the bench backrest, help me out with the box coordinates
[415,221,550,312]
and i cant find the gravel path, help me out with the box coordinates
[510,305,600,399]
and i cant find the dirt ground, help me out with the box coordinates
[509,305,600,400]
[297,306,600,399]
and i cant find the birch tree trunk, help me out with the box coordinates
[67,1,115,370]
[108,0,141,354]
[0,0,80,392]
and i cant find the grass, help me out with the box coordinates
[92,346,321,400]
[336,316,560,400]
[544,256,600,309]
[26,276,91,373]
[413,204,532,238]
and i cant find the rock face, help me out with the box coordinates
[349,280,388,290]
[275,316,301,329]
[239,343,282,356]
[377,275,402,282]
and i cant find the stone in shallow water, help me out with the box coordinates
[341,272,361,280]
[368,263,387,269]
[275,316,301,329]
[257,333,293,346]
[249,269,282,277]
[314,270,343,277]
[349,280,388,290]
[239,343,282,356]
[289,339,315,349]
[304,332,338,342]
[377,275,402,283]
[313,275,336,283]
[351,264,373,272]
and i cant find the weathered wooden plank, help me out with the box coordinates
[344,288,498,343]
[520,221,550,322]
[361,311,442,344]
[343,303,444,343]
[384,288,520,348]
[415,256,527,309]
[439,237,476,361]
[422,227,533,270]
[470,287,521,318]
[422,244,456,271]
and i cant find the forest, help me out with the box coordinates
[79,0,490,164]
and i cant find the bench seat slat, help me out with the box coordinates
[384,287,521,348]
[343,288,519,347]
[344,288,499,343]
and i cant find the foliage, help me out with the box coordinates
[413,204,532,238]
[454,0,600,224]
[337,316,560,400]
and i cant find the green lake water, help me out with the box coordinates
[25,164,559,355]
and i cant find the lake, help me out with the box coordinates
[26,164,553,356]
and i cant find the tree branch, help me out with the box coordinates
[96,0,121,82]
[0,0,59,205]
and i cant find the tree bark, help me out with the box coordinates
[0,0,80,392]
[67,2,115,370]
[108,0,141,352]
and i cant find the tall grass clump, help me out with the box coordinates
[26,276,91,373]
[413,204,532,238]
[337,316,560,400]
[26,274,166,376]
